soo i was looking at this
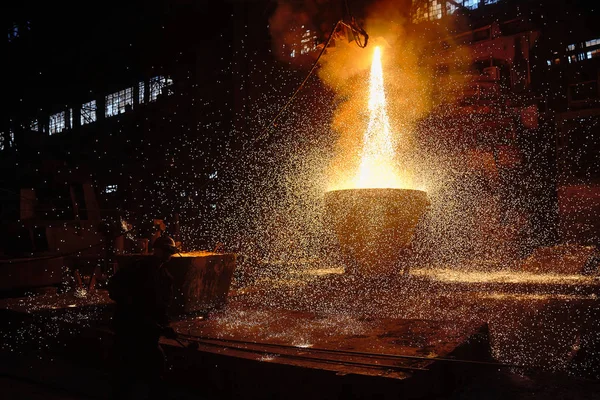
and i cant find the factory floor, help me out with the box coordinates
[1,376,85,400]
[2,348,599,400]
[0,376,215,400]
[2,262,600,399]
[450,371,600,400]
[1,345,215,400]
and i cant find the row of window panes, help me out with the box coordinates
[429,1,443,20]
[289,28,318,58]
[149,76,173,102]
[105,184,118,193]
[585,38,600,48]
[49,111,66,135]
[301,32,317,55]
[412,0,495,23]
[588,49,600,59]
[105,88,134,117]
[463,0,479,10]
[562,49,600,64]
[81,100,97,125]
[0,130,15,150]
[412,6,426,23]
[29,76,172,134]
[566,38,600,52]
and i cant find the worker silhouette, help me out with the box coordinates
[108,235,179,400]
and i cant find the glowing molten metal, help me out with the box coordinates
[357,46,402,189]
[330,46,412,191]
[325,46,429,275]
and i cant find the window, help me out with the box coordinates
[1,130,15,150]
[138,81,145,104]
[567,44,576,51]
[446,2,457,15]
[587,49,600,59]
[149,76,173,102]
[585,38,600,48]
[105,185,118,194]
[105,88,133,117]
[81,100,97,125]
[299,29,318,55]
[411,1,501,23]
[300,30,311,43]
[30,119,39,132]
[412,4,428,23]
[463,0,479,10]
[429,1,443,20]
[49,111,66,135]
[7,24,19,42]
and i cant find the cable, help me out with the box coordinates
[151,18,370,197]
[344,0,352,19]
[341,0,368,48]
[248,15,369,149]
[1,17,369,244]
[339,20,368,48]
[179,20,354,194]
[248,20,344,150]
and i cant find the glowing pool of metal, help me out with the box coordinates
[325,188,429,275]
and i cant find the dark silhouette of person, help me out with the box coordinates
[108,235,179,400]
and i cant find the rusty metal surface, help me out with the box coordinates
[116,253,236,315]
[171,307,489,379]
[325,188,429,275]
[522,244,599,275]
[0,289,487,383]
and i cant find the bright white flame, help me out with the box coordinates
[356,46,402,188]
[328,46,414,191]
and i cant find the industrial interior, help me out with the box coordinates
[1,0,600,399]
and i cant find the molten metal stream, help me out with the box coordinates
[325,47,429,274]
[330,46,413,191]
[357,46,400,189]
